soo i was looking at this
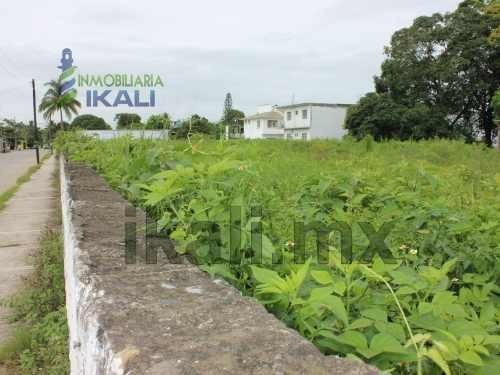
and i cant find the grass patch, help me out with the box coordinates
[0,229,68,374]
[0,327,31,364]
[0,153,51,212]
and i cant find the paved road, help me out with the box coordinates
[0,150,48,194]
[0,156,56,353]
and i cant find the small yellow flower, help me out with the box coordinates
[399,244,408,251]
[286,240,295,247]
[409,249,418,256]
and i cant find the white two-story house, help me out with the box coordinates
[277,103,350,140]
[243,105,284,139]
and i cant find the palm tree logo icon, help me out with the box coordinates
[38,48,81,129]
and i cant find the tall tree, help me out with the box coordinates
[39,79,81,130]
[114,113,142,129]
[486,0,500,45]
[71,114,111,130]
[145,113,171,129]
[347,0,500,145]
[173,114,214,139]
[222,93,233,124]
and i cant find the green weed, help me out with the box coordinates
[56,132,500,374]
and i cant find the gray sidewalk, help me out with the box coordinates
[0,150,48,194]
[0,155,57,343]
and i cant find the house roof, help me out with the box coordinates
[277,103,352,110]
[244,111,283,121]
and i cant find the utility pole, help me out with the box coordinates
[32,79,40,164]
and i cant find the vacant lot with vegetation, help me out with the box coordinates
[57,133,500,374]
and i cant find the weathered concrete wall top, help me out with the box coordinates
[60,159,378,375]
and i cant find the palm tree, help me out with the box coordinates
[39,79,81,130]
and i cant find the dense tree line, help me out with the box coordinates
[71,114,111,130]
[0,119,38,149]
[345,0,500,146]
[114,113,171,130]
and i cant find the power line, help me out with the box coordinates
[0,62,20,81]
[0,47,25,79]
[0,82,31,95]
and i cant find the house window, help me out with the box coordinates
[286,112,291,121]
[268,120,277,128]
[302,110,308,119]
[295,110,298,115]
[257,120,260,128]
[301,132,308,140]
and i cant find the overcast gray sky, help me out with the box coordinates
[0,0,461,127]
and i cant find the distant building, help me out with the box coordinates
[243,105,284,139]
[83,130,168,140]
[276,103,350,140]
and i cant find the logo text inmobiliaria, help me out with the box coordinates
[57,48,164,108]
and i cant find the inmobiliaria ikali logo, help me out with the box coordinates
[57,48,164,108]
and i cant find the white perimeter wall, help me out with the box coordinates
[83,130,169,140]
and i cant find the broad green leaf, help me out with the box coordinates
[389,268,419,285]
[361,308,387,322]
[433,291,457,306]
[448,320,487,337]
[309,286,335,300]
[288,258,311,291]
[261,234,276,264]
[250,266,283,286]
[349,318,373,330]
[441,259,458,275]
[460,350,483,366]
[425,347,451,375]
[170,228,186,242]
[356,347,382,359]
[483,335,500,345]
[374,322,406,342]
[479,303,495,324]
[311,270,334,285]
[410,313,446,331]
[312,295,348,325]
[334,331,368,349]
[370,333,408,354]
[332,280,347,296]
[200,264,237,281]
[395,286,418,295]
